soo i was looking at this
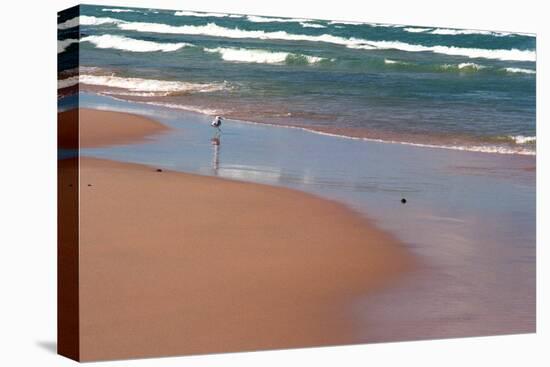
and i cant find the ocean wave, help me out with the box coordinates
[117,21,536,62]
[508,135,536,144]
[440,62,486,71]
[57,77,79,89]
[403,27,432,33]
[101,8,137,13]
[117,21,363,46]
[387,60,534,75]
[300,22,326,28]
[247,15,309,23]
[58,17,79,29]
[403,26,533,37]
[59,74,230,95]
[384,59,408,65]
[503,67,536,74]
[58,38,78,53]
[357,40,535,61]
[174,10,241,18]
[81,34,192,52]
[204,47,325,64]
[329,20,362,25]
[371,23,404,28]
[428,28,532,37]
[58,15,126,30]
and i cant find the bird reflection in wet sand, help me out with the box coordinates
[211,135,220,174]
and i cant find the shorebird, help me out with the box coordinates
[211,115,223,132]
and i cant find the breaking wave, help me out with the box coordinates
[403,27,432,33]
[58,74,231,96]
[440,62,486,71]
[116,21,536,61]
[507,135,536,144]
[246,15,308,23]
[503,67,536,74]
[300,22,326,28]
[58,15,126,29]
[204,47,325,64]
[402,26,533,37]
[174,10,241,18]
[81,34,193,52]
[58,38,78,53]
[101,8,137,13]
[384,59,409,65]
[429,28,533,37]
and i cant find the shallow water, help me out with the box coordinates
[72,93,535,341]
[58,4,536,155]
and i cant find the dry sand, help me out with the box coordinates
[58,109,413,361]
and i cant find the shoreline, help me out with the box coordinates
[61,108,415,360]
[74,90,537,158]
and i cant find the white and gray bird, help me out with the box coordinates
[211,115,223,131]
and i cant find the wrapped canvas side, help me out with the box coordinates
[57,5,80,361]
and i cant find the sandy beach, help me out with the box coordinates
[58,108,170,148]
[59,108,413,361]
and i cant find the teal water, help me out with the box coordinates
[58,4,536,155]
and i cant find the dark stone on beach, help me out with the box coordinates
[401,198,407,204]
[156,169,163,172]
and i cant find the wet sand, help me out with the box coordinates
[62,109,413,361]
[58,108,169,148]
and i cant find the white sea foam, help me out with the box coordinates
[247,15,308,23]
[58,16,126,29]
[58,17,79,29]
[384,59,412,66]
[355,40,536,62]
[57,77,78,89]
[458,62,485,70]
[80,15,127,26]
[300,22,326,28]
[371,23,404,28]
[101,8,137,13]
[174,10,239,18]
[118,21,363,46]
[349,44,377,50]
[504,67,536,74]
[81,34,192,52]
[58,38,78,53]
[439,62,485,71]
[428,28,528,37]
[329,20,362,25]
[404,27,432,33]
[204,47,324,64]
[117,21,536,62]
[59,74,230,95]
[509,135,536,144]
